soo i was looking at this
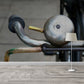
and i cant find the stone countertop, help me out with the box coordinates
[0,62,84,84]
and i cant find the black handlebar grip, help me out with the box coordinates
[8,15,25,33]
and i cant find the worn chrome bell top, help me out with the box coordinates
[44,15,74,46]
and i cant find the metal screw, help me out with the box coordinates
[56,24,60,29]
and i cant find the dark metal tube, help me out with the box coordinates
[42,47,84,51]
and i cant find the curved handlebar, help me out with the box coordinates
[11,21,50,46]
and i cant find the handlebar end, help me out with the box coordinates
[8,15,25,33]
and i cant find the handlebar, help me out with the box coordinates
[13,22,50,46]
[8,15,50,47]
